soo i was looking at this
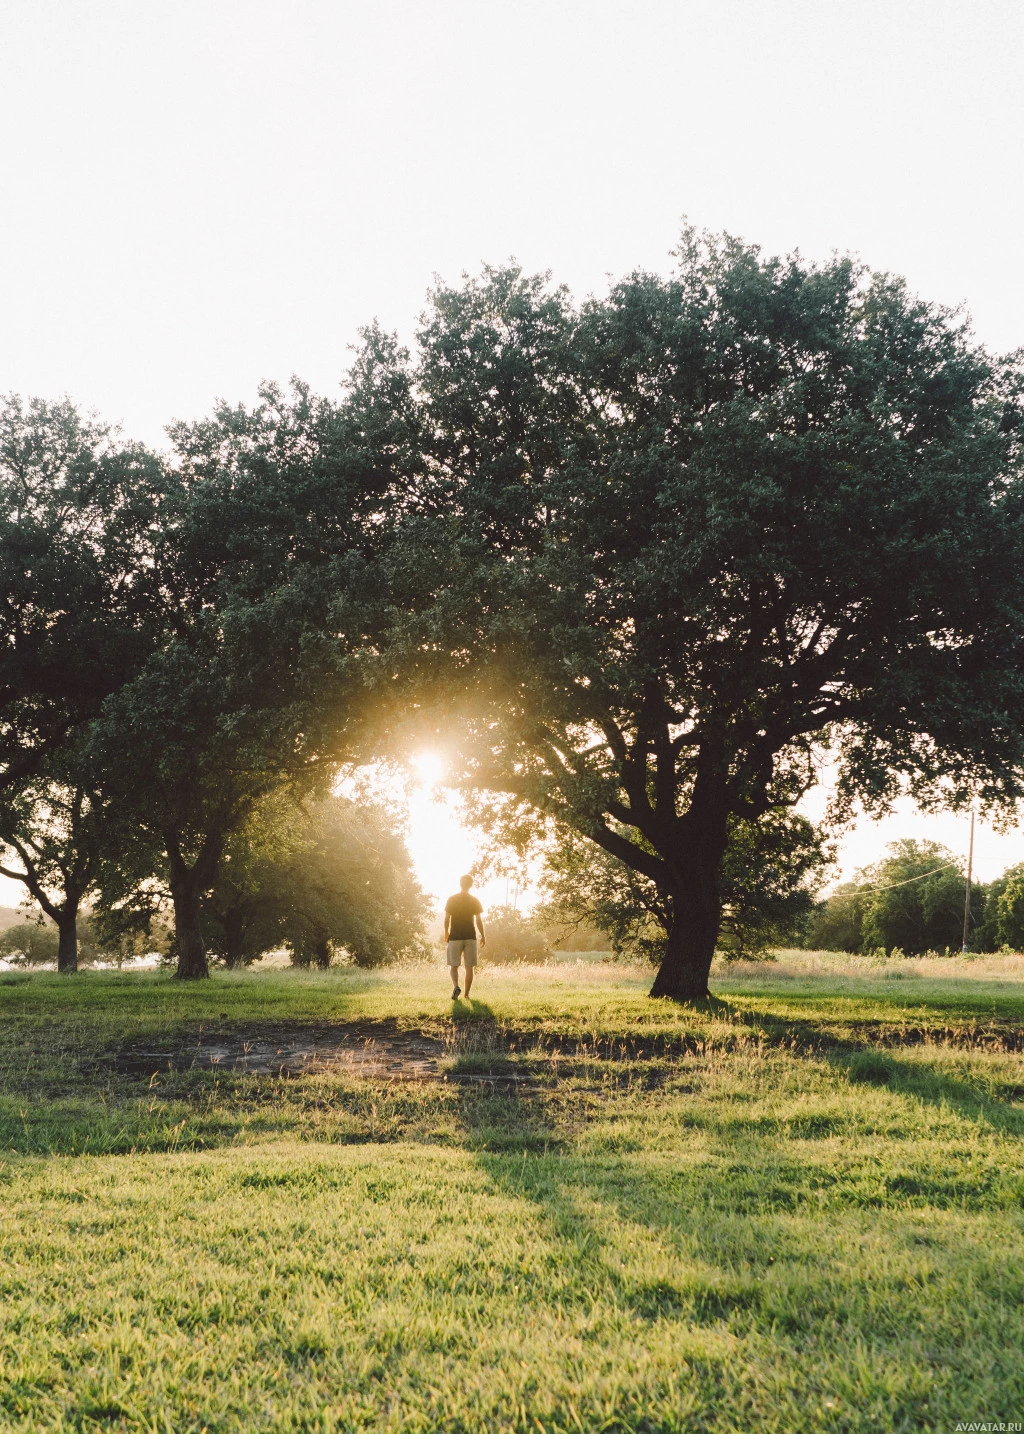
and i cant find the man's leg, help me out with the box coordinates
[447,940,462,997]
[463,940,477,997]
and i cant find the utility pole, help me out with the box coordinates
[961,809,975,953]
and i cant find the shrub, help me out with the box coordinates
[482,907,550,964]
[0,920,58,965]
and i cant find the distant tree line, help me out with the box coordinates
[2,226,1024,996]
[804,838,1024,956]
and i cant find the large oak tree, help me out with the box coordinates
[388,232,1024,999]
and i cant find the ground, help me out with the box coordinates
[1,951,1023,1433]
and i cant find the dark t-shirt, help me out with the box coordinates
[446,892,483,940]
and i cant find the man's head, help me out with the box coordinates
[459,874,473,891]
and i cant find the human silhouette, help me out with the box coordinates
[443,874,485,999]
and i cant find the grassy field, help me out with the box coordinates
[2,952,1023,1433]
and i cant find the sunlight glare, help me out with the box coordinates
[410,750,445,786]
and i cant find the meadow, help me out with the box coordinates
[1,952,1023,1433]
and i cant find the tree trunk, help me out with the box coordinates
[649,905,719,1000]
[170,865,209,980]
[313,934,331,970]
[56,908,79,975]
[649,817,728,1002]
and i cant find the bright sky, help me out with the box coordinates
[1,0,1023,905]
[403,758,509,920]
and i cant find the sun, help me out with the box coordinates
[410,750,446,786]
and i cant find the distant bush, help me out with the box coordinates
[483,907,550,964]
[0,919,58,965]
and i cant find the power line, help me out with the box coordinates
[858,861,960,894]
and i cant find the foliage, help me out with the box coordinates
[0,396,164,793]
[545,922,611,952]
[805,839,988,955]
[4,233,1024,999]
[0,917,58,965]
[478,905,550,964]
[804,881,870,953]
[994,864,1024,951]
[384,231,1024,998]
[0,913,112,967]
[535,811,828,961]
[90,380,406,977]
[717,811,831,958]
[534,825,668,962]
[202,792,427,969]
[859,841,970,955]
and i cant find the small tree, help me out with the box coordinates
[481,906,550,965]
[0,918,59,966]
[0,777,112,973]
[202,792,427,969]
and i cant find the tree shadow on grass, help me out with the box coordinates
[0,999,552,1158]
[468,1136,1024,1366]
[6,989,1022,1164]
[720,1007,1024,1134]
[464,1031,1024,1348]
[468,1137,860,1341]
[453,997,1024,1310]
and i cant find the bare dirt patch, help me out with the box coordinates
[107,1019,531,1085]
[102,1013,1024,1090]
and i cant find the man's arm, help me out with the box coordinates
[475,912,486,946]
[443,913,451,941]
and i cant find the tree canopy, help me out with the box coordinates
[90,380,405,977]
[0,396,164,791]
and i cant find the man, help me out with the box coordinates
[443,874,485,999]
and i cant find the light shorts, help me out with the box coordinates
[447,938,478,969]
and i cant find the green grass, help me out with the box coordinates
[2,953,1023,1431]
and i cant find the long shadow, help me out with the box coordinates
[461,1027,1024,1350]
[7,977,1022,1161]
[723,1007,1024,1133]
[450,993,1024,1325]
[450,997,496,1021]
[0,998,543,1159]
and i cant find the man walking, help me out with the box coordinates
[443,874,485,999]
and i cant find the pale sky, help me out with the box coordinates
[1,0,1023,907]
